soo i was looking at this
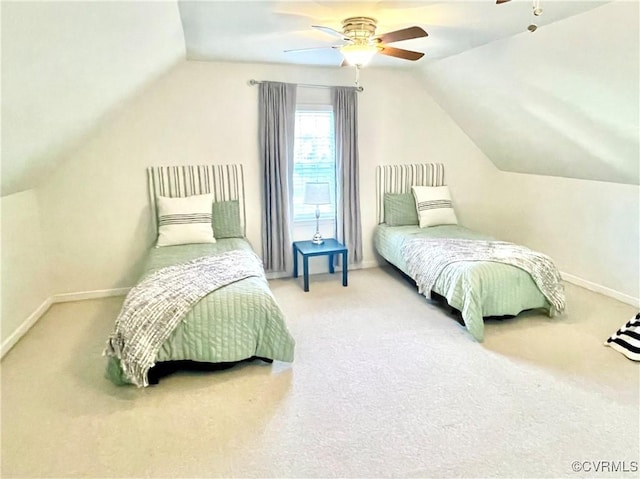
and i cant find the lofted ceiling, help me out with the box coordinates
[1,1,186,196]
[2,0,636,197]
[178,1,608,67]
[420,0,639,185]
[180,0,638,186]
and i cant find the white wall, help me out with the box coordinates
[36,60,501,294]
[491,172,639,303]
[1,190,52,350]
[1,1,185,195]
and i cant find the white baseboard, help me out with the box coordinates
[52,287,131,303]
[265,260,378,280]
[561,272,639,308]
[351,260,379,270]
[1,297,53,358]
[265,271,291,280]
[1,287,130,359]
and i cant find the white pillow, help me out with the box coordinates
[156,193,216,247]
[411,185,458,228]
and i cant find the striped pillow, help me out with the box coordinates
[605,313,640,361]
[156,193,216,247]
[411,185,458,228]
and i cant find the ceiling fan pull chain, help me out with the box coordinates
[528,0,542,32]
[533,0,543,16]
[355,65,361,88]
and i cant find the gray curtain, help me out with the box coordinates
[258,81,297,272]
[332,86,363,264]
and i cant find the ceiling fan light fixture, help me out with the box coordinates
[340,43,378,67]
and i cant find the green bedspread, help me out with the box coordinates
[374,224,552,341]
[106,238,295,385]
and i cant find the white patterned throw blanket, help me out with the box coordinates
[104,250,265,387]
[402,238,566,316]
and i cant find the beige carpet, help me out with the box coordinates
[1,266,638,478]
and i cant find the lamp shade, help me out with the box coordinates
[304,182,331,205]
[340,43,378,67]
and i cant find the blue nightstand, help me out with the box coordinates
[293,239,348,292]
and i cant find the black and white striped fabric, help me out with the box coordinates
[158,213,211,227]
[147,164,246,236]
[416,199,452,211]
[605,313,640,361]
[376,163,445,224]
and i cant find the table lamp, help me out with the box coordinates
[303,182,331,244]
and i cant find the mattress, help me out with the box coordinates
[374,224,551,340]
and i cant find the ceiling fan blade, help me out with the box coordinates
[311,25,351,41]
[284,46,340,53]
[378,46,424,61]
[496,0,511,4]
[374,26,428,44]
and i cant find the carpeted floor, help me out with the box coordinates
[1,266,638,478]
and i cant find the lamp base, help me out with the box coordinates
[311,232,324,245]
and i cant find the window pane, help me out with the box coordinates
[293,109,336,222]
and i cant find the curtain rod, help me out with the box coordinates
[248,79,364,92]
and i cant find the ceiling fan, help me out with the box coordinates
[285,17,428,67]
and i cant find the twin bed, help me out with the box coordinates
[373,163,565,341]
[105,165,295,387]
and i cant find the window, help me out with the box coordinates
[292,107,336,222]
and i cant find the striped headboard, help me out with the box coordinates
[147,164,246,235]
[376,163,445,224]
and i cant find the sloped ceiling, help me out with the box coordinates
[419,1,639,185]
[1,1,186,196]
[2,1,636,196]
